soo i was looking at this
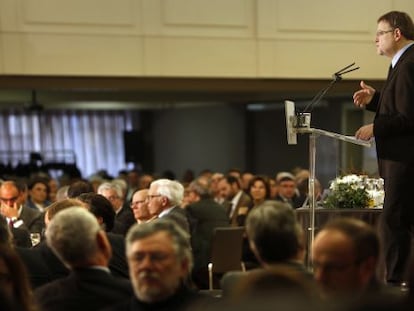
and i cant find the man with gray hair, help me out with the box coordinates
[221,201,310,296]
[147,179,190,233]
[105,219,209,310]
[98,181,135,235]
[34,207,132,311]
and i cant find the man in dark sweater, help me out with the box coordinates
[105,219,211,311]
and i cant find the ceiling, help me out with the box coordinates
[0,75,385,110]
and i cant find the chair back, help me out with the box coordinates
[209,226,245,273]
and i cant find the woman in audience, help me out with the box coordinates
[237,175,271,227]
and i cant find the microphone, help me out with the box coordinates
[302,62,359,114]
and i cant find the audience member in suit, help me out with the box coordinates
[274,172,302,209]
[0,180,44,235]
[221,200,309,297]
[147,179,190,233]
[26,177,52,212]
[98,182,136,236]
[312,217,403,303]
[130,189,157,223]
[185,177,230,289]
[77,192,129,279]
[217,175,251,226]
[104,219,211,311]
[227,265,320,310]
[16,199,85,288]
[35,207,133,311]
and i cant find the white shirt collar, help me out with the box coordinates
[392,42,414,68]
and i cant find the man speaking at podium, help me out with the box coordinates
[353,11,414,286]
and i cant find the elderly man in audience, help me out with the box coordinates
[312,217,402,303]
[105,219,210,310]
[221,200,310,297]
[35,207,132,311]
[0,180,44,239]
[147,179,190,233]
[17,199,88,288]
[98,181,135,235]
[130,189,156,224]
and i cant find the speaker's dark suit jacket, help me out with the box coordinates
[366,43,414,282]
[34,267,133,311]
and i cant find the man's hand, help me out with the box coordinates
[0,202,19,218]
[353,81,375,108]
[355,123,374,141]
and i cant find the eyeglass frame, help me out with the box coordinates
[376,29,394,37]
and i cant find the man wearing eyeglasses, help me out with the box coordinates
[312,218,401,303]
[146,179,190,233]
[130,189,156,224]
[353,11,414,287]
[0,180,44,238]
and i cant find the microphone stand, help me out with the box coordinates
[302,62,360,114]
[292,62,359,268]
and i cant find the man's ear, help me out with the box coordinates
[394,28,403,40]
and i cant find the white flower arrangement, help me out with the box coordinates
[324,174,384,209]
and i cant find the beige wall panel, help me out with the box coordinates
[257,40,389,80]
[1,33,24,73]
[393,1,414,14]
[2,0,142,35]
[0,0,20,31]
[144,37,257,77]
[258,0,389,40]
[1,33,144,75]
[142,0,254,38]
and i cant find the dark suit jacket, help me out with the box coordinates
[35,267,133,311]
[11,227,32,248]
[19,205,45,233]
[112,205,135,236]
[17,241,69,289]
[186,198,229,270]
[18,234,129,289]
[103,286,210,311]
[225,191,251,226]
[367,44,414,178]
[106,232,129,279]
[220,262,313,298]
[161,206,190,233]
